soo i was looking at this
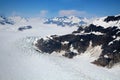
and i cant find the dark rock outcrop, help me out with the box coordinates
[18,25,32,31]
[35,38,61,53]
[63,51,77,58]
[104,15,120,22]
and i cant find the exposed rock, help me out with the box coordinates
[62,51,77,58]
[72,26,84,33]
[34,15,120,68]
[92,57,111,67]
[18,25,32,31]
[104,15,120,22]
[35,38,61,53]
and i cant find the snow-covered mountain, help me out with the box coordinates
[92,15,120,28]
[44,16,89,27]
[0,16,90,32]
[9,16,28,24]
[0,16,89,27]
[0,16,14,25]
[0,14,120,80]
[34,14,120,68]
[0,16,29,25]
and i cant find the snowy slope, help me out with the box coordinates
[0,15,120,80]
[0,26,120,80]
[92,15,120,28]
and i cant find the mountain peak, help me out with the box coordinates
[44,16,89,27]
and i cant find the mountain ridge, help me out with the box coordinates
[34,14,120,68]
[44,16,89,27]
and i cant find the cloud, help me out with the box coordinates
[40,10,48,17]
[59,10,86,16]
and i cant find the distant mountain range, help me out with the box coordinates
[0,16,28,25]
[0,16,14,25]
[0,14,120,31]
[44,16,89,27]
[0,16,90,27]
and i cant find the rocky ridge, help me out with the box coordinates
[34,15,120,68]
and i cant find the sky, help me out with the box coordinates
[0,0,120,18]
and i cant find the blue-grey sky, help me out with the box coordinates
[0,0,120,18]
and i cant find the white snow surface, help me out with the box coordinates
[0,19,120,80]
[92,17,120,29]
